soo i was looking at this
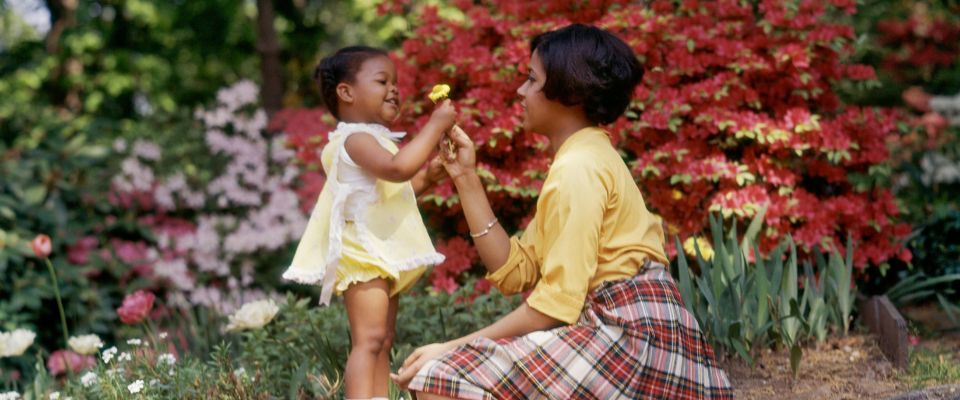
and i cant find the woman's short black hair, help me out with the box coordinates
[530,24,643,125]
[314,46,389,119]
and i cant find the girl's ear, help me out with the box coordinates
[336,82,354,105]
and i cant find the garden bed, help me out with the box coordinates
[723,334,905,399]
[725,324,960,399]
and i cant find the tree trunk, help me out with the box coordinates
[44,0,81,110]
[256,0,284,116]
[44,0,77,53]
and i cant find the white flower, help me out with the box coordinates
[157,353,176,366]
[0,329,36,357]
[233,367,246,378]
[225,299,279,332]
[0,392,19,400]
[113,138,127,153]
[128,379,144,394]
[132,140,162,161]
[68,334,103,355]
[102,346,118,364]
[80,371,97,387]
[118,352,131,362]
[126,338,142,346]
[149,379,159,387]
[49,392,60,400]
[159,332,168,340]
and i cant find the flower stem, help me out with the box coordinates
[44,258,71,345]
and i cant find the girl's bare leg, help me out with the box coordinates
[372,295,399,397]
[343,278,391,398]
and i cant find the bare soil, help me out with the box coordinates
[724,303,960,399]
[722,334,908,399]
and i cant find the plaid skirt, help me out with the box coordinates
[407,262,734,399]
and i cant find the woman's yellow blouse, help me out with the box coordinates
[486,127,669,324]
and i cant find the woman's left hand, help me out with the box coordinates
[390,341,457,389]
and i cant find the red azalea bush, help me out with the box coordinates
[875,3,960,85]
[276,0,913,292]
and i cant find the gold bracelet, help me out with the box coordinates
[449,169,476,181]
[469,217,499,238]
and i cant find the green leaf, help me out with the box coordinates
[23,185,46,205]
[674,236,698,315]
[789,344,803,380]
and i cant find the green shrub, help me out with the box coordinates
[12,281,519,399]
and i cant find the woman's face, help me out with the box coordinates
[516,51,552,134]
[349,55,400,124]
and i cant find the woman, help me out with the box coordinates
[392,24,733,400]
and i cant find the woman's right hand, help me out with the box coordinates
[390,341,458,389]
[428,99,457,131]
[441,125,476,179]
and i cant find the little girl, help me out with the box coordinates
[282,46,456,400]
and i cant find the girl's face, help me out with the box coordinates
[348,56,400,124]
[517,51,560,135]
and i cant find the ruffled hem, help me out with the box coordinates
[281,268,326,285]
[281,251,444,287]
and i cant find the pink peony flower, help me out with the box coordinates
[66,237,98,265]
[46,349,95,376]
[117,290,156,325]
[31,234,52,258]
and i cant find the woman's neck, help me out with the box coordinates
[547,120,592,154]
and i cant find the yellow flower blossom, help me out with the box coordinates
[683,236,714,261]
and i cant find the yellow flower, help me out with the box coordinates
[683,236,714,261]
[428,84,451,103]
[671,189,683,200]
[225,299,279,332]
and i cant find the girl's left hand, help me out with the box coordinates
[425,156,446,185]
[390,342,456,389]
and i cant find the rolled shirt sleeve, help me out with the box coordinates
[486,229,541,295]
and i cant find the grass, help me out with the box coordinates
[900,347,960,388]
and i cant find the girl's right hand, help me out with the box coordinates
[428,99,457,131]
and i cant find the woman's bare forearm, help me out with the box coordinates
[451,171,511,273]
[446,302,563,347]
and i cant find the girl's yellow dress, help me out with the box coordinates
[283,122,444,305]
